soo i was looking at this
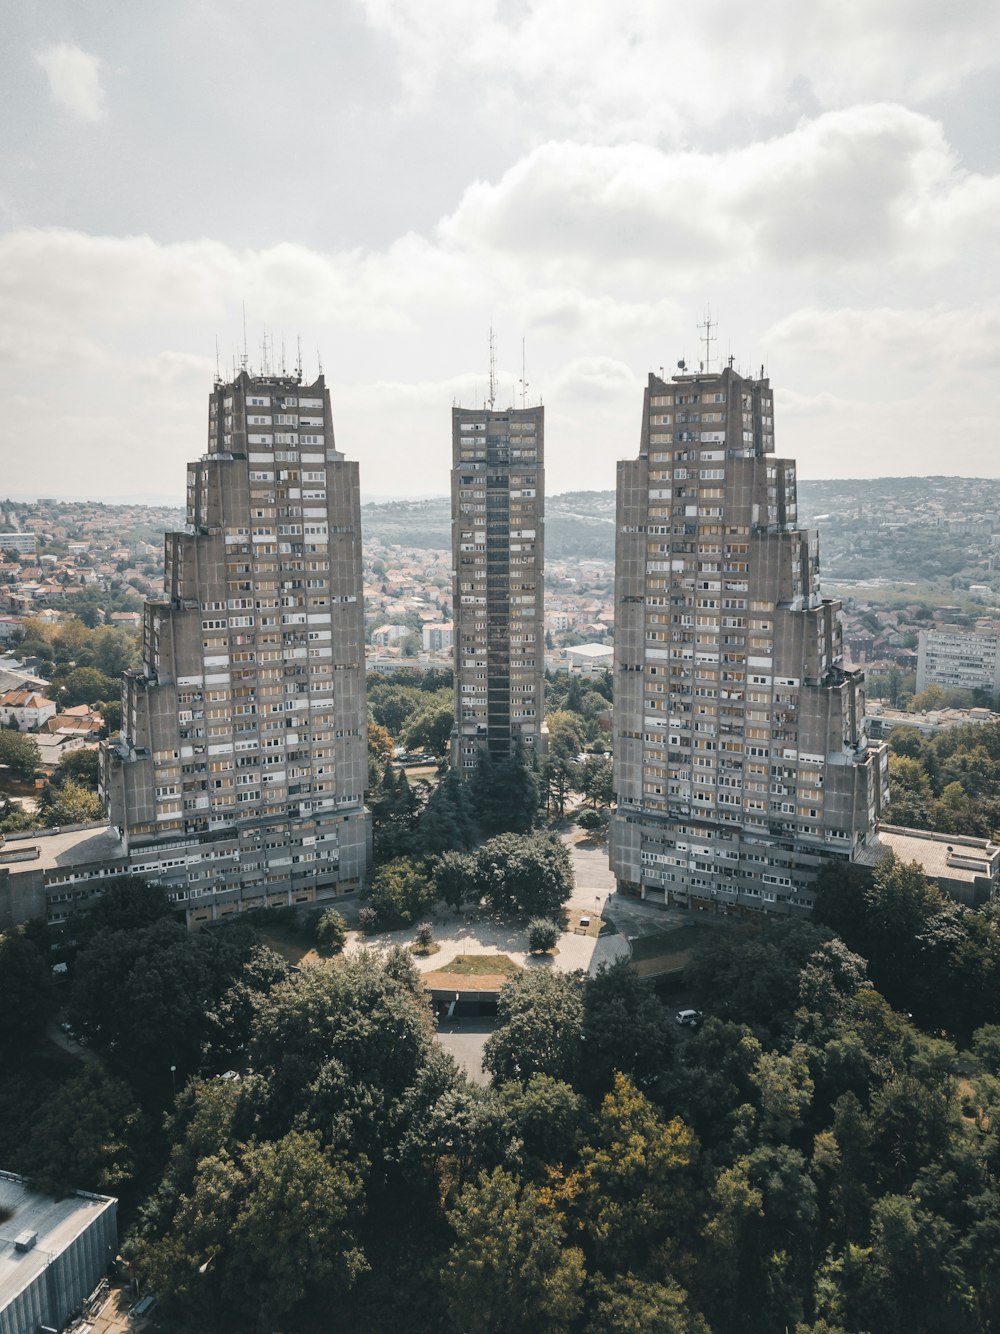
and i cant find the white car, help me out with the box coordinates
[674,1009,703,1027]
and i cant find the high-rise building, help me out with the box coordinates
[451,406,546,768]
[610,365,888,914]
[101,371,370,925]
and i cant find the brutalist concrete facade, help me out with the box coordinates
[451,406,546,767]
[609,366,888,914]
[101,371,370,925]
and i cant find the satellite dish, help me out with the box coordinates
[677,358,687,371]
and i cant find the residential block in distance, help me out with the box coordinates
[101,370,370,925]
[451,404,546,768]
[610,364,889,914]
[916,626,1000,698]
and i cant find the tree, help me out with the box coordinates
[367,857,437,927]
[22,1065,143,1197]
[93,626,139,677]
[686,919,833,1038]
[368,683,422,736]
[579,755,614,808]
[99,698,122,734]
[367,720,394,782]
[551,1074,700,1274]
[499,1075,587,1176]
[68,918,259,1094]
[576,807,609,837]
[442,1168,586,1334]
[135,1129,366,1333]
[434,850,475,912]
[0,729,40,780]
[484,969,585,1085]
[315,908,348,955]
[584,1273,709,1334]
[470,743,540,835]
[472,832,574,919]
[247,951,437,1145]
[0,928,56,1056]
[61,666,115,707]
[547,709,586,762]
[416,769,477,855]
[578,960,675,1101]
[38,777,103,826]
[527,917,560,954]
[82,875,173,936]
[401,697,454,755]
[50,746,100,790]
[542,754,575,816]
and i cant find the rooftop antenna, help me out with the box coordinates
[317,348,324,377]
[698,308,716,373]
[295,336,303,383]
[215,337,221,386]
[241,303,249,373]
[280,338,286,376]
[488,325,497,410]
[519,337,529,409]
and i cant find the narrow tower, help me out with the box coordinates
[451,403,546,768]
[101,370,370,924]
[609,364,888,913]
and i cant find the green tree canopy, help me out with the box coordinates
[484,969,585,1086]
[442,1167,585,1334]
[0,729,40,780]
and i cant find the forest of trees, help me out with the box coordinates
[7,853,1000,1332]
[883,717,1000,837]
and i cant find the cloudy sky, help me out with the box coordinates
[3,1,999,501]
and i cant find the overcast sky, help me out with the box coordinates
[2,0,999,501]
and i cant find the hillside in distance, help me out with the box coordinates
[362,491,616,561]
[362,477,1000,584]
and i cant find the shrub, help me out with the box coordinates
[315,909,347,955]
[526,918,560,954]
[414,922,434,950]
[358,906,378,933]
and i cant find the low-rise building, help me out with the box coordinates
[422,622,454,653]
[0,687,56,732]
[0,1169,117,1334]
[856,825,1000,907]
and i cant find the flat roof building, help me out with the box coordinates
[451,405,546,768]
[610,364,888,915]
[100,371,371,926]
[855,825,1000,907]
[0,1170,117,1334]
[916,627,1000,698]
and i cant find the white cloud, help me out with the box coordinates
[439,107,1000,284]
[35,43,107,122]
[354,0,1000,141]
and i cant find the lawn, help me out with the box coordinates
[627,923,719,978]
[434,953,523,978]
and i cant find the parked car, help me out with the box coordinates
[674,1009,703,1027]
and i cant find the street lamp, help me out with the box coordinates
[170,1065,177,1097]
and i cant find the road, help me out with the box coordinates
[436,1017,494,1085]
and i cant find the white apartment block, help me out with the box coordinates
[610,366,888,915]
[916,627,1000,697]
